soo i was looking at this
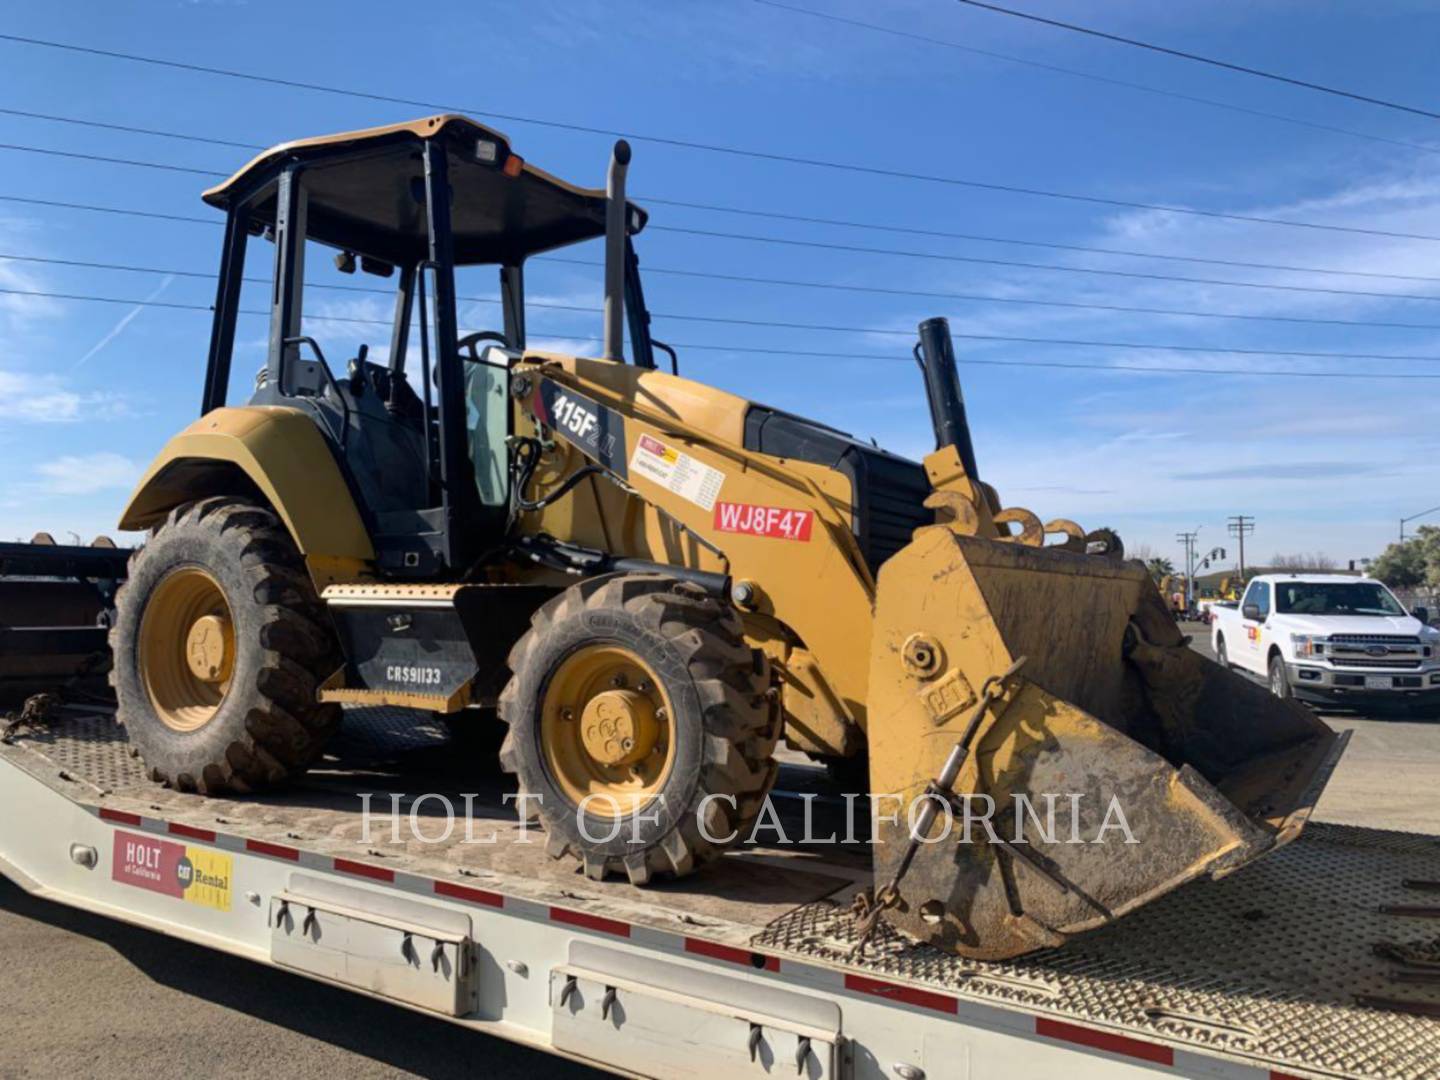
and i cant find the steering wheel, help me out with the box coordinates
[457,330,510,364]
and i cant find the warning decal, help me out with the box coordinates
[112,830,232,911]
[629,434,725,511]
[714,501,814,541]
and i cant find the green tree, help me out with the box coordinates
[1145,556,1174,582]
[1372,526,1440,590]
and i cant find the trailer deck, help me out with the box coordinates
[2,705,1437,1079]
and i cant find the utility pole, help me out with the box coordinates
[1227,515,1255,579]
[1176,530,1199,613]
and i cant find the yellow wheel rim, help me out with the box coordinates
[540,645,676,818]
[138,567,235,732]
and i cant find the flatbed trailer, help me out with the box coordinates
[1,707,1436,1080]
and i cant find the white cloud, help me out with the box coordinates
[31,452,143,496]
[0,369,130,423]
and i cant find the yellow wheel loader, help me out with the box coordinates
[102,114,1342,959]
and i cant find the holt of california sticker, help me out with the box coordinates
[112,830,233,911]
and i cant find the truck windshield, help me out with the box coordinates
[1273,582,1404,617]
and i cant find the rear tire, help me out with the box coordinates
[498,574,779,884]
[1215,635,1229,669]
[110,497,341,793]
[1268,653,1292,701]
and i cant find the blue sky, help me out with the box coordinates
[2,0,1438,569]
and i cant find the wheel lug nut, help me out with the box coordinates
[610,673,626,688]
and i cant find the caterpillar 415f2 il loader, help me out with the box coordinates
[103,114,1342,960]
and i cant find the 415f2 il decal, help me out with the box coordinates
[532,379,628,479]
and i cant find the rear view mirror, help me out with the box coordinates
[1413,606,1430,625]
[1242,603,1261,621]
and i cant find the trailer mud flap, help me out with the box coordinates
[552,942,840,1078]
[270,873,478,1016]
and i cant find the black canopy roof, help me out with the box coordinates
[202,114,645,266]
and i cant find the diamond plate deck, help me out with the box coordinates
[753,823,1440,1079]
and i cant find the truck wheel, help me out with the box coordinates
[1268,654,1291,700]
[1215,635,1229,669]
[110,497,341,793]
[498,574,779,884]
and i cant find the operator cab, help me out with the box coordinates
[197,114,649,577]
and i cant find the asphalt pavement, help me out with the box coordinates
[3,635,1438,1078]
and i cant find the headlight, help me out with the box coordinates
[1290,634,1326,658]
[1420,626,1440,643]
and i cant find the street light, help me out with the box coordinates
[1400,505,1440,542]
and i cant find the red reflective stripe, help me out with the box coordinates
[434,880,503,908]
[167,823,216,842]
[549,906,630,938]
[844,974,957,1015]
[98,808,142,826]
[334,858,394,883]
[684,937,780,972]
[245,839,300,861]
[1035,1018,1174,1066]
[1271,1074,1306,1080]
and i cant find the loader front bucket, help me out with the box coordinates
[866,526,1343,960]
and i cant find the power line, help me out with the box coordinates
[0,141,221,177]
[639,196,1440,284]
[954,0,1440,122]
[546,257,1440,333]
[0,33,1435,242]
[0,192,216,225]
[10,136,1440,299]
[14,218,1440,335]
[8,283,1440,375]
[11,104,1440,284]
[655,225,1440,303]
[752,1,1440,157]
[0,106,264,150]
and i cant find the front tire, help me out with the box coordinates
[110,497,341,793]
[499,574,779,884]
[1268,653,1292,700]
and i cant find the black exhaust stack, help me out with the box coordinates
[602,140,631,362]
[915,316,980,480]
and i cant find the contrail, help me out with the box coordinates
[72,273,174,368]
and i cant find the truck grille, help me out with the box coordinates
[1329,656,1422,669]
[1328,634,1420,645]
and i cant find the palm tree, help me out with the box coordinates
[1145,557,1175,582]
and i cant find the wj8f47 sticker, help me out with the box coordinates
[532,379,628,479]
[112,830,232,911]
[714,501,814,541]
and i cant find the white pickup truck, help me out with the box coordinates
[1210,573,1440,715]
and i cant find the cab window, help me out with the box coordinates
[1241,581,1270,619]
[463,354,509,507]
